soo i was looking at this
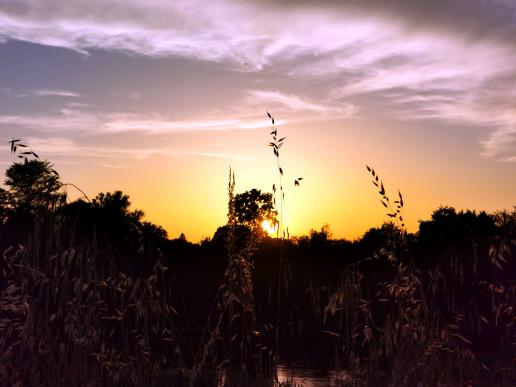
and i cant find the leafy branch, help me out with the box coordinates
[9,139,58,176]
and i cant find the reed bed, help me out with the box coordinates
[0,214,188,386]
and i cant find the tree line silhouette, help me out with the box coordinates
[0,152,508,269]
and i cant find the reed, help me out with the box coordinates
[192,169,273,386]
[267,112,303,363]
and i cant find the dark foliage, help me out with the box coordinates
[5,159,63,214]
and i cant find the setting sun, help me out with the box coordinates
[261,220,277,236]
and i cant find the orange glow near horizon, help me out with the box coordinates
[55,118,515,243]
[261,220,278,236]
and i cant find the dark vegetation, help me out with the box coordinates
[0,125,515,386]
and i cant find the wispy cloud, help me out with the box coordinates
[103,114,272,134]
[0,109,274,135]
[0,109,101,132]
[500,155,516,163]
[24,136,255,162]
[0,1,397,70]
[67,102,93,109]
[17,89,81,98]
[1,0,512,70]
[246,90,353,116]
[101,163,127,169]
[128,91,141,100]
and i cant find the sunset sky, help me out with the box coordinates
[0,0,515,241]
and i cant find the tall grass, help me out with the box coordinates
[323,249,515,386]
[192,169,273,386]
[0,213,187,386]
[267,112,303,363]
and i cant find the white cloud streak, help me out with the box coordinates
[246,90,354,117]
[18,89,81,97]
[0,109,274,134]
[24,136,255,162]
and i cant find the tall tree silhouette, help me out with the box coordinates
[212,189,277,249]
[234,189,277,230]
[5,159,64,214]
[418,206,496,248]
[92,191,144,241]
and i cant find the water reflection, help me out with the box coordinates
[276,362,350,386]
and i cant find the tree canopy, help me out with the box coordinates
[234,189,277,229]
[4,159,63,214]
[418,206,496,247]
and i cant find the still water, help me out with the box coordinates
[216,362,351,386]
[275,362,351,386]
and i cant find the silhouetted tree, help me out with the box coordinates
[296,224,333,248]
[93,191,143,222]
[211,189,277,250]
[142,221,168,240]
[5,159,64,214]
[418,206,496,248]
[87,191,170,273]
[212,224,252,251]
[358,222,402,258]
[90,191,146,247]
[309,224,332,245]
[234,189,277,229]
[167,232,196,257]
